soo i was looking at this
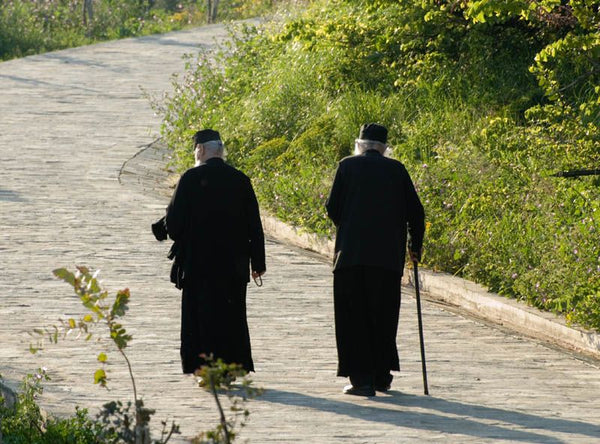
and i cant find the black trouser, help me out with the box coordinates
[334,266,401,386]
[181,277,254,374]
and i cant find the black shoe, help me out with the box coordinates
[374,383,391,392]
[343,384,375,397]
[374,373,393,392]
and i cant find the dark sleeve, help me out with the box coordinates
[151,215,168,241]
[404,169,425,256]
[246,178,266,273]
[165,172,191,241]
[325,162,345,226]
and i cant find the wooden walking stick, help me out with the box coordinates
[413,260,429,395]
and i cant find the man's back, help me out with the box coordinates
[326,150,424,274]
[166,157,265,281]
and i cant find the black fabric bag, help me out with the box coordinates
[151,217,168,241]
[152,216,186,289]
[168,242,186,290]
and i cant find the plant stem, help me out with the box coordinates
[118,347,139,412]
[209,376,230,444]
[163,423,177,443]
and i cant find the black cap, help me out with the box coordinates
[358,123,387,144]
[193,129,221,145]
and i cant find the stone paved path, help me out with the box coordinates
[2,25,600,443]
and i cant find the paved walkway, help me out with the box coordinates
[2,25,600,443]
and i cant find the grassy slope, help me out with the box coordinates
[157,0,600,330]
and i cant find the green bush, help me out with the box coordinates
[0,369,109,443]
[156,0,600,331]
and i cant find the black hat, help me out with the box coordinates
[358,123,387,144]
[193,129,221,145]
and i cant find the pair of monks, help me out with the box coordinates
[154,123,425,397]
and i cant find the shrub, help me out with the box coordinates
[0,369,109,443]
[156,0,600,331]
[20,267,261,442]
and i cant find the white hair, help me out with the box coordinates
[201,139,224,156]
[195,139,226,166]
[354,139,389,156]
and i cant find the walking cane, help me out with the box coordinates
[413,260,429,395]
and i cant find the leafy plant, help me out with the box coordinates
[30,266,180,444]
[26,266,263,442]
[192,356,263,444]
[0,369,109,443]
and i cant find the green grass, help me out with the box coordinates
[0,0,274,61]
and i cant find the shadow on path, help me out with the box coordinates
[260,388,599,443]
[0,73,111,95]
[0,188,26,202]
[135,34,213,49]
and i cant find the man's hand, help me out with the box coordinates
[252,270,265,287]
[409,249,422,264]
[252,270,265,280]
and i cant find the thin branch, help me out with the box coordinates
[162,422,178,444]
[556,66,600,94]
[209,377,231,444]
[551,169,600,177]
[118,347,138,408]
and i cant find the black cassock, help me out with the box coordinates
[165,157,266,374]
[326,150,425,383]
[181,278,253,373]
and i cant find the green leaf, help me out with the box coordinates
[53,268,75,286]
[76,265,90,276]
[94,369,107,386]
[68,318,76,329]
[97,352,107,363]
[111,289,130,318]
[87,278,101,294]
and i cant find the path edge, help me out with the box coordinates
[262,211,600,361]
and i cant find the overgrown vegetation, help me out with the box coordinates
[156,0,600,330]
[1,369,108,443]
[0,0,273,61]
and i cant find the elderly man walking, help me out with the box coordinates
[326,123,425,396]
[164,129,266,374]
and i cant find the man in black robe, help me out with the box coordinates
[326,123,425,396]
[164,129,266,374]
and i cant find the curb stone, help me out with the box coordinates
[125,139,600,362]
